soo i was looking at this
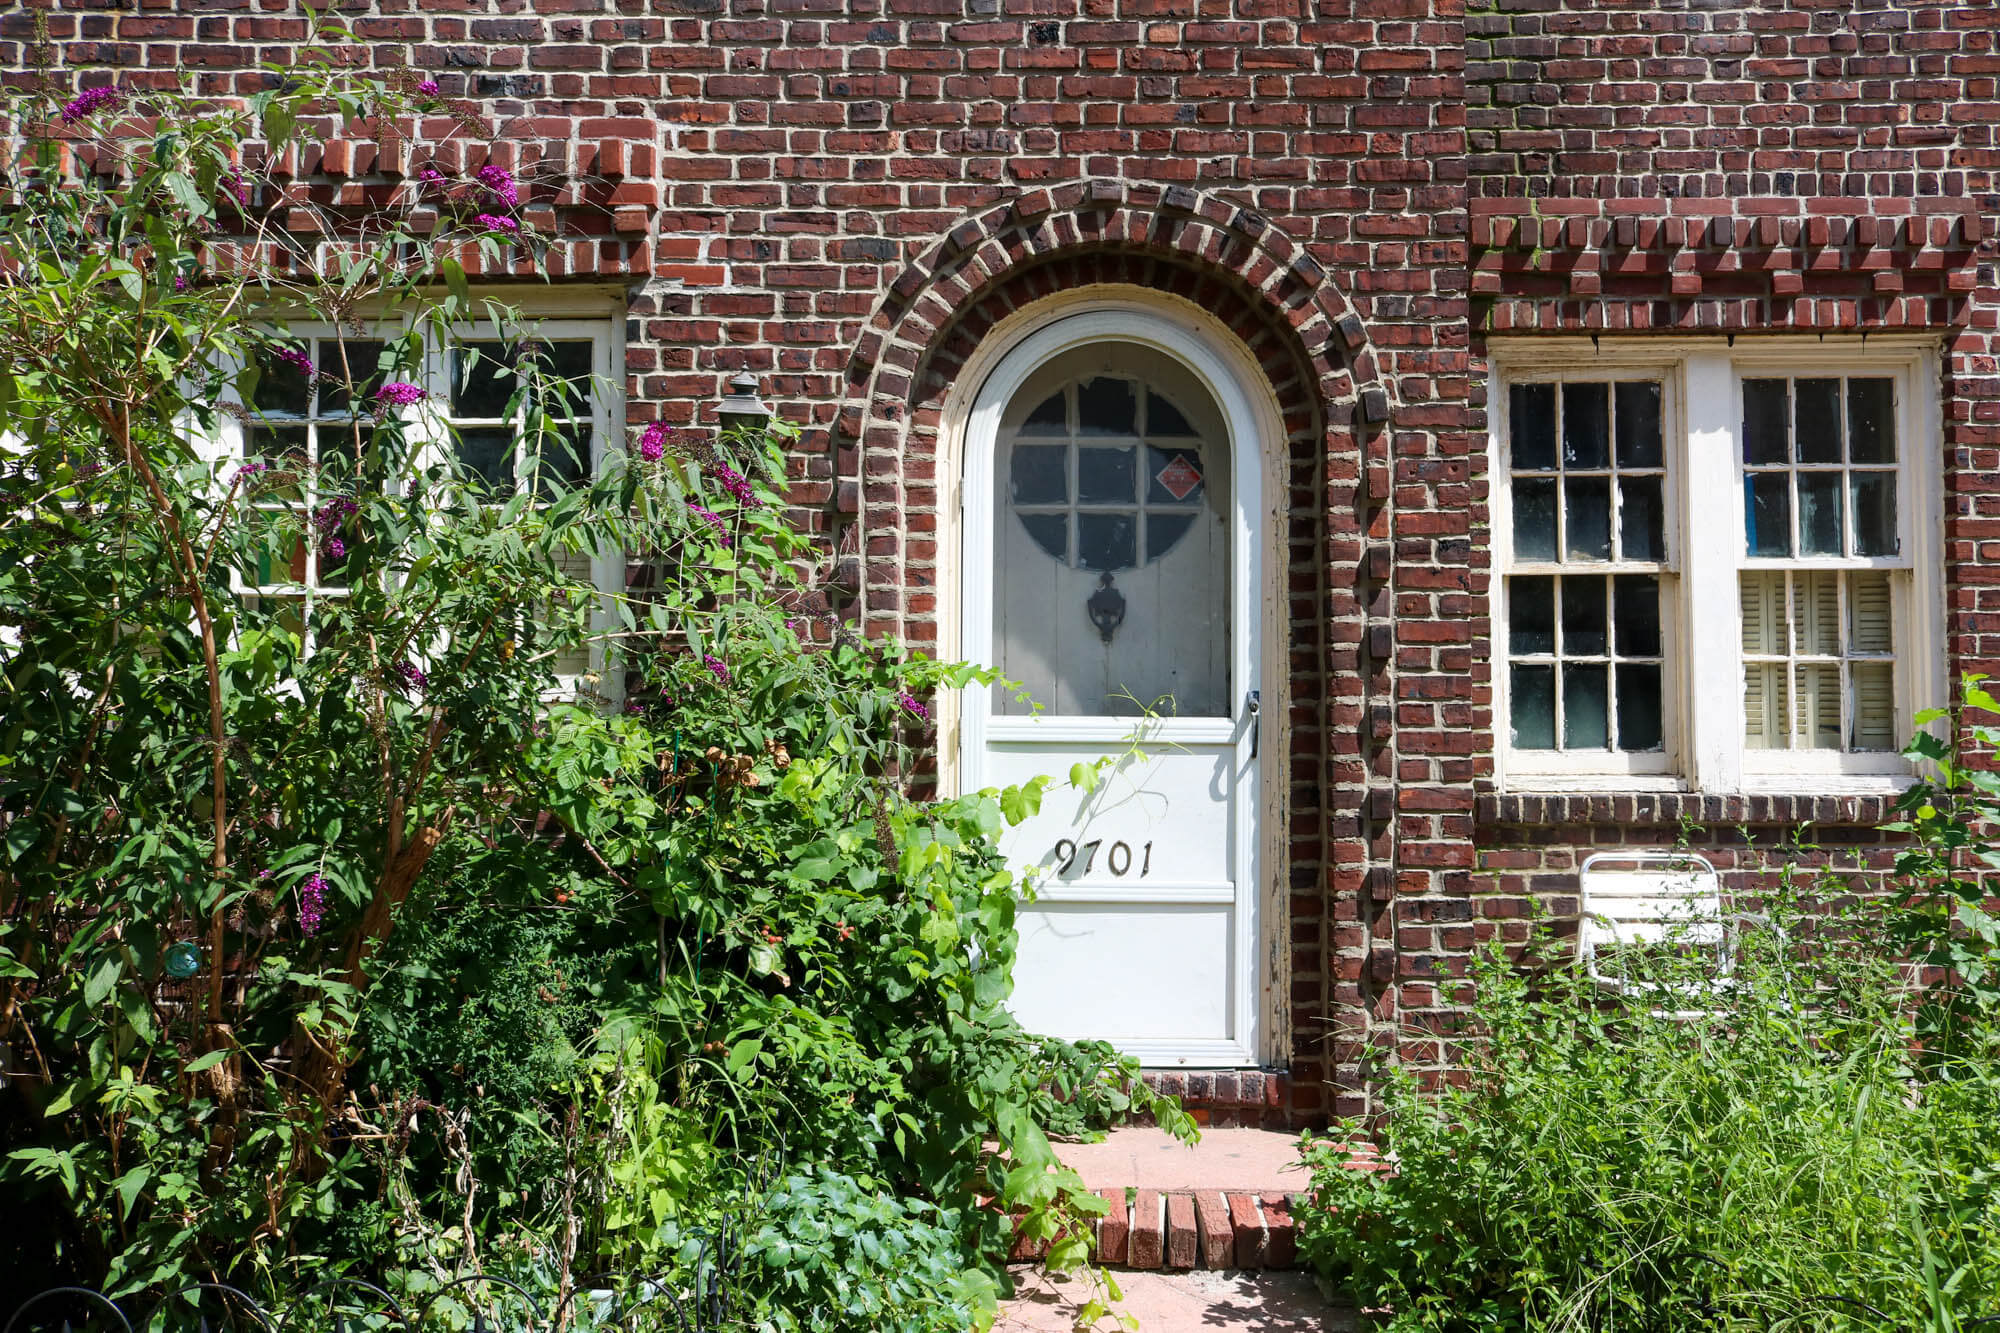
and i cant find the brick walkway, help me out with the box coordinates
[994,1268,1351,1333]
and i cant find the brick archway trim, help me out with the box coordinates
[834,178,1391,460]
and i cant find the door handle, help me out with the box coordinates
[1244,689,1261,760]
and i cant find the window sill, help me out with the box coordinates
[1476,789,1908,830]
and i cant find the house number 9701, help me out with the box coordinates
[1052,839,1153,877]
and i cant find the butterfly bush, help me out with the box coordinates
[375,381,426,407]
[60,85,121,125]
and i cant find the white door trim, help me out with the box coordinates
[944,291,1288,1067]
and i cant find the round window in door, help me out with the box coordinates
[994,342,1231,717]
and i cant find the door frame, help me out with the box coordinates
[936,287,1291,1067]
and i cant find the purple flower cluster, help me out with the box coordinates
[417,166,446,187]
[638,420,669,462]
[237,461,269,482]
[687,502,731,547]
[173,273,188,292]
[298,873,327,935]
[476,163,519,209]
[394,660,427,691]
[475,213,519,233]
[322,537,346,561]
[711,461,756,507]
[897,690,929,720]
[313,496,358,532]
[274,345,316,379]
[223,166,251,205]
[703,655,730,683]
[375,381,426,407]
[416,77,441,97]
[60,85,121,126]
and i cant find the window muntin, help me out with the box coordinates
[223,319,618,696]
[1503,378,1669,763]
[1741,377,1898,560]
[1493,345,1937,793]
[1737,374,1905,757]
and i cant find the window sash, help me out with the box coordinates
[1491,343,1940,793]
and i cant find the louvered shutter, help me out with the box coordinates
[1741,573,1787,749]
[1849,571,1896,749]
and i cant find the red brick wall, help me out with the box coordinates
[12,0,1467,1126]
[1433,0,2000,1081]
[30,0,1997,1124]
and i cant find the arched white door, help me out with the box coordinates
[961,307,1265,1067]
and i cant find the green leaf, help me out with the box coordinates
[184,1049,230,1074]
[83,957,120,1007]
[113,1165,150,1215]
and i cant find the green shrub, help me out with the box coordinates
[1298,856,2000,1332]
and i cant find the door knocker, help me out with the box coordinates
[1086,571,1126,645]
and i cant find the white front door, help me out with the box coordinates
[961,308,1264,1066]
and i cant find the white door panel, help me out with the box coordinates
[1010,904,1236,1046]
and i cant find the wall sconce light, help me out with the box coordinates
[718,372,772,436]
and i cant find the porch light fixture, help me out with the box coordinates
[718,372,771,435]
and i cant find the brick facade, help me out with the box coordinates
[19,0,2000,1126]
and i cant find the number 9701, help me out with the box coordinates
[1050,838,1153,878]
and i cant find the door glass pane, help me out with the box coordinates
[993,343,1231,718]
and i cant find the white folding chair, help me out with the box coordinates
[1578,851,1734,1006]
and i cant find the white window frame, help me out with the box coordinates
[1489,336,1945,796]
[208,304,626,704]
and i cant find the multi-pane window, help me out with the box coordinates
[1495,345,1937,791]
[1739,377,1902,755]
[1503,379,1669,765]
[222,319,618,694]
[239,336,388,634]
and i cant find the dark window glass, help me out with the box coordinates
[1848,378,1895,465]
[1561,575,1608,656]
[1078,446,1136,504]
[542,341,595,404]
[1147,390,1195,436]
[1077,512,1136,571]
[1613,575,1661,656]
[531,422,592,498]
[1017,512,1067,562]
[1021,391,1067,435]
[1513,478,1558,561]
[1744,378,1789,465]
[1146,512,1196,561]
[246,426,308,501]
[1565,476,1612,560]
[1797,472,1843,555]
[456,427,515,489]
[1850,472,1898,556]
[1509,383,1557,470]
[1077,378,1137,436]
[1745,472,1791,556]
[1618,475,1664,561]
[1794,378,1843,464]
[253,352,312,417]
[1614,381,1663,468]
[1562,381,1610,468]
[1010,445,1068,505]
[1509,576,1555,655]
[1511,664,1556,749]
[1616,663,1664,750]
[1563,663,1611,748]
[453,342,516,419]
[317,340,386,416]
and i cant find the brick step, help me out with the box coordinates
[1014,1188,1302,1271]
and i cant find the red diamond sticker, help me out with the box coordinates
[1155,455,1202,501]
